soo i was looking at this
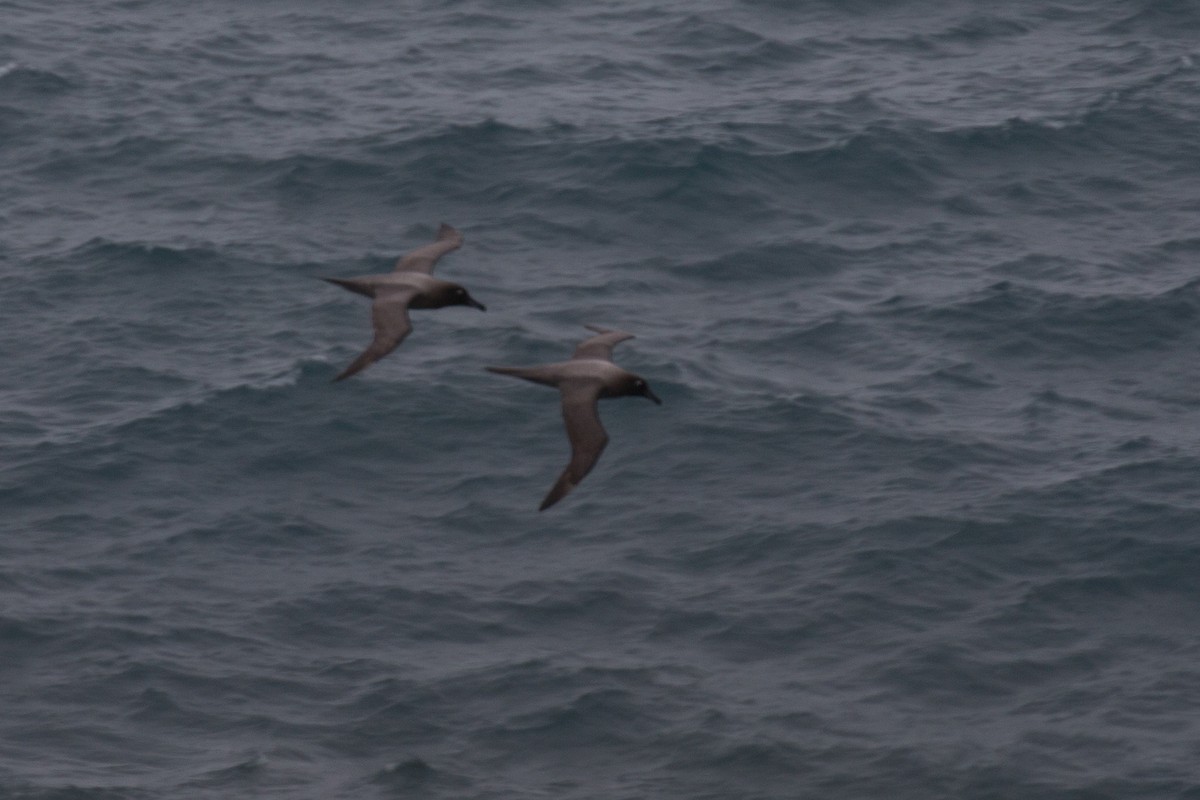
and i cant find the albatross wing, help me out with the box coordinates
[540,380,609,511]
[393,223,463,274]
[572,325,635,361]
[333,287,416,381]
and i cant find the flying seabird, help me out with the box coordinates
[324,223,486,381]
[487,325,662,511]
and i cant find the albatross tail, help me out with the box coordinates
[485,365,561,388]
[322,277,376,298]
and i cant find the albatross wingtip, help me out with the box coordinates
[584,323,634,339]
[435,222,462,241]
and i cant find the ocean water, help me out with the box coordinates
[3,0,1200,797]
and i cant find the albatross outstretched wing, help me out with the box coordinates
[393,223,463,274]
[572,325,635,362]
[540,380,609,511]
[333,287,416,381]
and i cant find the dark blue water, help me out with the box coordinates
[4,1,1200,797]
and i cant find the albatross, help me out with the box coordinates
[324,223,486,381]
[487,325,662,510]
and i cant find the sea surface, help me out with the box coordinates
[3,1,1200,797]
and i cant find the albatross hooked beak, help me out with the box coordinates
[644,386,663,405]
[466,296,487,311]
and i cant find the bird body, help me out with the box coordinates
[324,272,465,307]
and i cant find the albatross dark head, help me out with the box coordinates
[438,283,486,311]
[622,374,662,405]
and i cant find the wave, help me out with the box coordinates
[883,278,1200,360]
[325,95,1190,217]
[0,346,529,514]
[935,100,1199,170]
[40,237,227,277]
[662,236,937,285]
[992,453,1200,515]
[1102,0,1200,35]
[0,63,74,96]
[849,15,1031,58]
[0,356,320,467]
[631,13,819,73]
[252,117,935,210]
[22,94,1191,250]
